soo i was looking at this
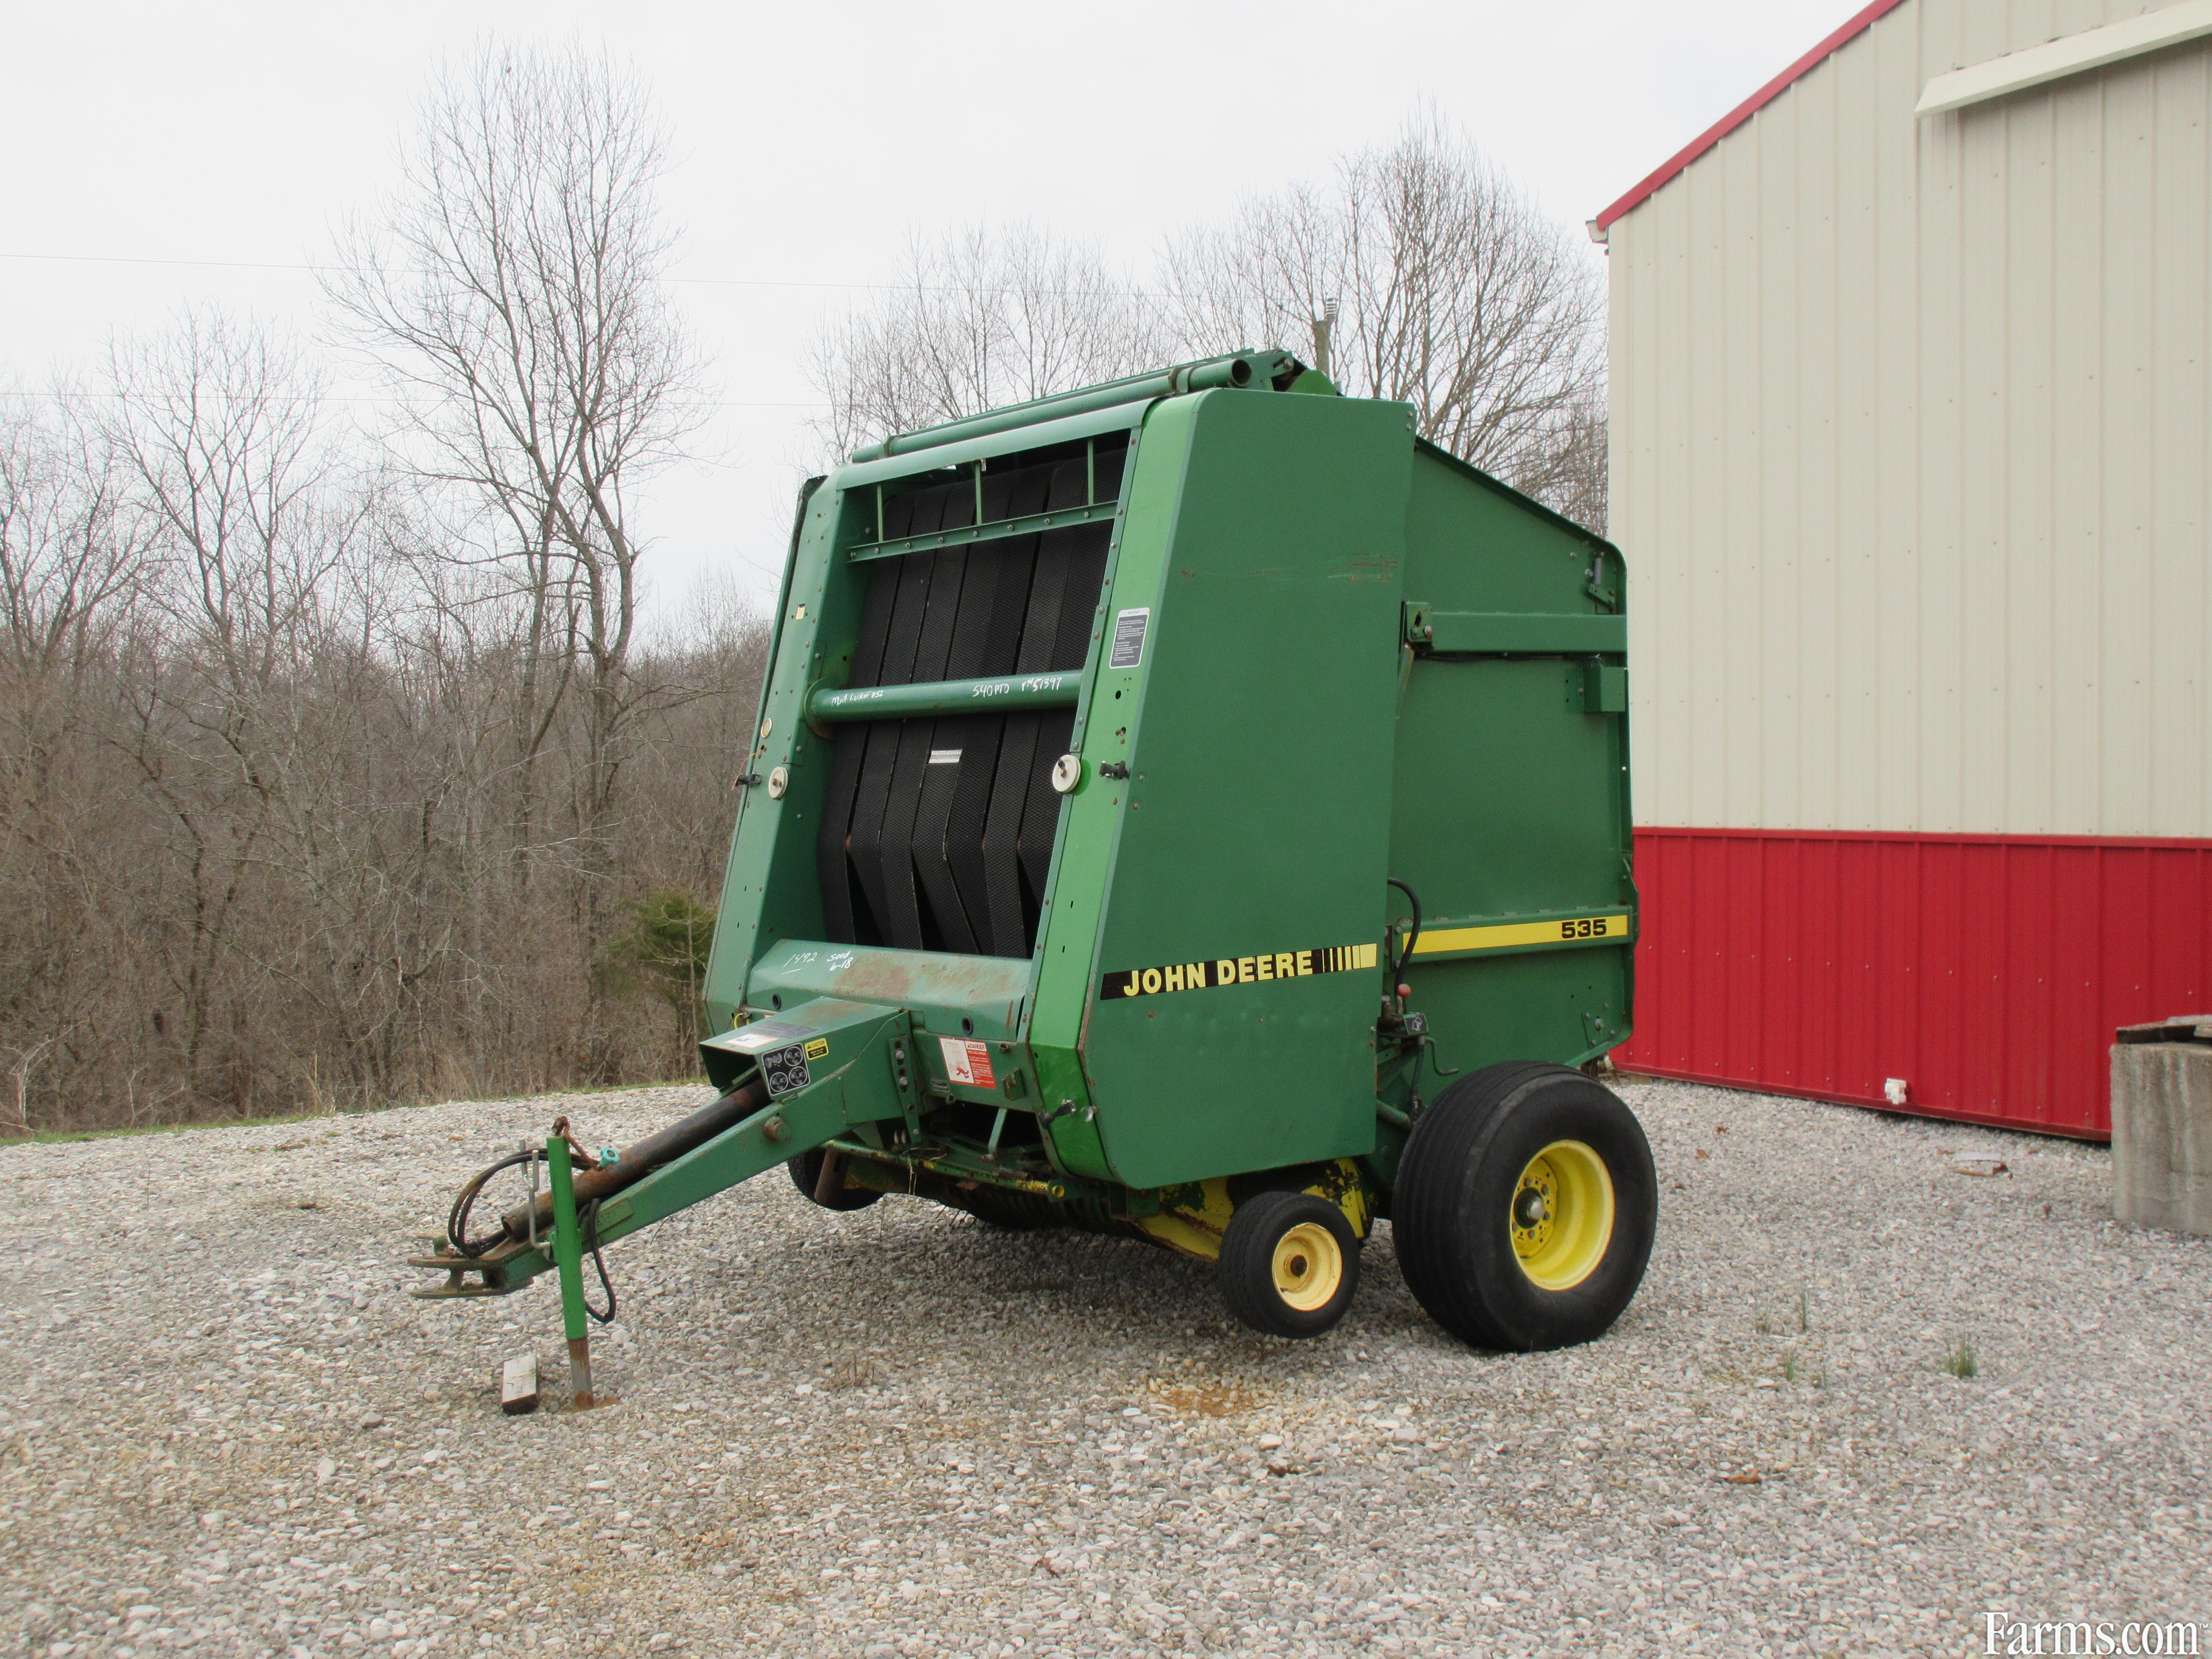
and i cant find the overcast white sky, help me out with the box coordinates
[3,0,1846,620]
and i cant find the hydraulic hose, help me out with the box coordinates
[1387,877,1423,981]
[443,1082,768,1260]
[447,1150,538,1259]
[497,1081,767,1243]
[579,1198,616,1324]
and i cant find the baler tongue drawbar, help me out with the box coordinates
[409,997,915,1406]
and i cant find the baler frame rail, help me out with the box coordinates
[850,495,1121,563]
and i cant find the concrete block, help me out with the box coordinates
[2112,1022,2212,1236]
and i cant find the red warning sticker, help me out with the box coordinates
[938,1036,997,1089]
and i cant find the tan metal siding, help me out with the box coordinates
[1612,0,2212,836]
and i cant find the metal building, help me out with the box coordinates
[1595,0,2212,1135]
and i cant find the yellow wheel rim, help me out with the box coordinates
[1509,1140,1615,1291]
[1270,1221,1345,1312]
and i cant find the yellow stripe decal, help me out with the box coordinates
[1412,914,1631,955]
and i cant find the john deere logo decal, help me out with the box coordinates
[1102,942,1380,1001]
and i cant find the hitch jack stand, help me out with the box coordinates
[546,1135,596,1407]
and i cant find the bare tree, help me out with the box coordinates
[0,1036,56,1137]
[0,393,151,1132]
[0,393,145,690]
[806,221,1167,462]
[99,312,377,1111]
[1161,109,1607,525]
[0,354,761,1132]
[1516,396,1609,536]
[325,42,707,1077]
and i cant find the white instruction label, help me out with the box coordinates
[1109,608,1150,669]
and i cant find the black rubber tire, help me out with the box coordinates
[1217,1190,1361,1339]
[1393,1061,1656,1352]
[786,1150,879,1212]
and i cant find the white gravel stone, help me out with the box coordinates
[1,1078,2207,1656]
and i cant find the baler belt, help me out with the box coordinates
[976,460,1089,955]
[1015,706,1077,923]
[1013,450,1121,923]
[867,483,977,949]
[917,468,1048,952]
[815,491,911,941]
[815,441,1126,955]
[845,492,945,940]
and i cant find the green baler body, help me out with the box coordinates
[700,360,1633,1209]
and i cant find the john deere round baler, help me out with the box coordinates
[416,352,1653,1386]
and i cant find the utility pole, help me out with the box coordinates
[1311,296,1339,381]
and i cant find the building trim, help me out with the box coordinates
[1637,826,2212,853]
[1915,0,2212,114]
[1593,0,1911,231]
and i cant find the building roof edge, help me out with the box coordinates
[1593,0,1912,231]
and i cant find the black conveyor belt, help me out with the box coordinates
[815,439,1126,958]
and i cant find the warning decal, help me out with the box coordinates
[939,1036,998,1089]
[1101,942,1380,1001]
[803,1036,831,1061]
[761,1043,812,1095]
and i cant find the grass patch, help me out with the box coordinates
[1775,1342,1828,1388]
[1943,1336,1979,1380]
[1753,1292,1812,1339]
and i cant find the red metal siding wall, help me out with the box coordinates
[1618,829,2212,1137]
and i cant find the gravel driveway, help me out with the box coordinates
[3,1077,2207,1659]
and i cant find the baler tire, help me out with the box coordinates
[786,1150,880,1212]
[1217,1190,1360,1339]
[1393,1062,1655,1352]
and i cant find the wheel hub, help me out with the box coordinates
[1508,1141,1617,1292]
[1270,1221,1345,1312]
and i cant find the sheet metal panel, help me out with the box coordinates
[1617,827,2212,1136]
[1607,0,2212,839]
